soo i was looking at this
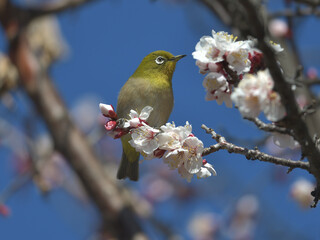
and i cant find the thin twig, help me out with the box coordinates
[244,117,293,135]
[201,124,310,171]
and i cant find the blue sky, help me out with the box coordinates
[1,0,320,239]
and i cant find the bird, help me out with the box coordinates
[116,50,186,181]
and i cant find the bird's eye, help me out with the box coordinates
[155,56,165,65]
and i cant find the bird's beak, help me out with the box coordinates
[169,54,186,62]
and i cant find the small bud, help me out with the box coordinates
[99,103,117,119]
[105,120,117,131]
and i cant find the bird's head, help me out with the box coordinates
[132,50,186,82]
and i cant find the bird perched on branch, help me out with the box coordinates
[116,50,186,181]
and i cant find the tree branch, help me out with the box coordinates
[23,0,100,20]
[201,124,310,171]
[244,117,293,135]
[0,1,146,238]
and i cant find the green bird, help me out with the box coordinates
[116,50,186,181]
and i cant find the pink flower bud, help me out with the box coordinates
[99,103,118,119]
[105,120,117,131]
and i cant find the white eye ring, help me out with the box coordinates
[155,56,165,65]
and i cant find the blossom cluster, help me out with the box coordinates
[99,104,216,182]
[193,30,285,122]
[231,69,286,121]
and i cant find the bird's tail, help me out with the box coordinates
[117,137,140,181]
[117,151,139,181]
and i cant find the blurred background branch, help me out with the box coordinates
[0,0,146,239]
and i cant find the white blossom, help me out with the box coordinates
[291,178,314,208]
[258,70,286,121]
[164,148,188,170]
[193,30,253,75]
[231,74,268,118]
[269,41,284,53]
[129,123,160,155]
[231,70,286,121]
[226,48,251,74]
[202,72,232,108]
[158,122,192,151]
[163,136,203,174]
[125,106,153,128]
[263,92,286,122]
[182,137,204,174]
[178,164,194,182]
[192,35,224,64]
[196,162,217,179]
[269,19,289,38]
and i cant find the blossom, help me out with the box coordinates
[202,72,232,107]
[196,161,217,179]
[263,91,286,122]
[231,70,285,121]
[291,178,314,208]
[188,213,220,240]
[182,137,204,174]
[164,136,204,175]
[177,159,217,182]
[192,34,224,64]
[178,163,193,182]
[269,41,284,53]
[226,48,251,74]
[129,123,160,155]
[213,30,252,53]
[164,148,188,170]
[158,122,192,151]
[125,106,153,128]
[268,19,289,38]
[231,73,268,118]
[257,70,286,121]
[193,30,253,75]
